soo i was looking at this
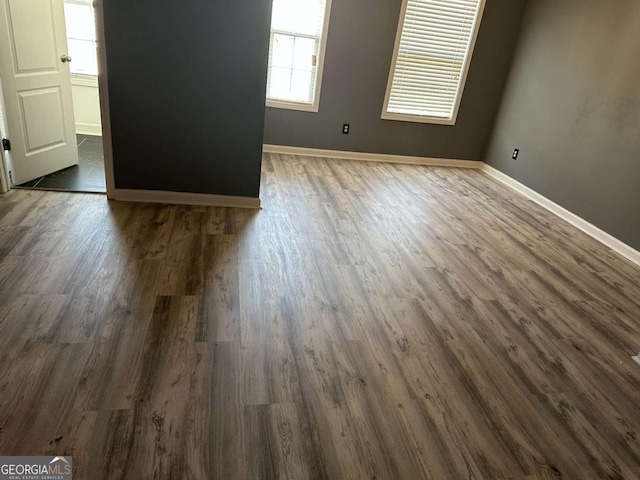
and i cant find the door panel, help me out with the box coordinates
[20,87,66,152]
[8,0,58,73]
[0,0,78,185]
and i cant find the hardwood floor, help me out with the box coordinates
[1,153,640,479]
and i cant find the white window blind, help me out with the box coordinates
[266,0,331,111]
[383,0,485,124]
[63,0,98,76]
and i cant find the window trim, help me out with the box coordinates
[64,0,99,77]
[265,0,332,113]
[381,0,486,126]
[71,74,98,87]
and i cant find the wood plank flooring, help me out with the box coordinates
[1,153,640,479]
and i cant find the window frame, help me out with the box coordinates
[70,74,98,87]
[64,0,99,78]
[265,0,333,113]
[381,0,486,125]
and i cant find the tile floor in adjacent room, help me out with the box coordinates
[18,134,106,193]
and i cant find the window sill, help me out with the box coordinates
[71,74,99,88]
[267,99,319,113]
[381,111,457,126]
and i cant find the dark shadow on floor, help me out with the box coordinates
[18,134,106,193]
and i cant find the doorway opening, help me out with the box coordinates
[0,0,112,195]
[19,0,105,193]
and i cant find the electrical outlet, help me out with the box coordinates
[512,148,519,160]
[342,123,350,134]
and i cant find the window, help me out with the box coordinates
[266,0,332,112]
[63,0,98,77]
[382,0,485,125]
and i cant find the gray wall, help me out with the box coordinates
[264,0,527,160]
[485,0,640,250]
[103,1,272,198]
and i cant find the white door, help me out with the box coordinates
[0,0,78,185]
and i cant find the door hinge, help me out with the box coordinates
[2,138,10,151]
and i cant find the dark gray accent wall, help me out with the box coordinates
[102,1,271,198]
[263,0,527,160]
[485,0,640,250]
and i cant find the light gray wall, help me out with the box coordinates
[264,0,527,160]
[71,82,101,135]
[103,1,271,198]
[485,0,640,250]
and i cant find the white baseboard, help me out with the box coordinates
[109,188,260,208]
[76,123,102,136]
[481,164,640,267]
[263,144,482,169]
